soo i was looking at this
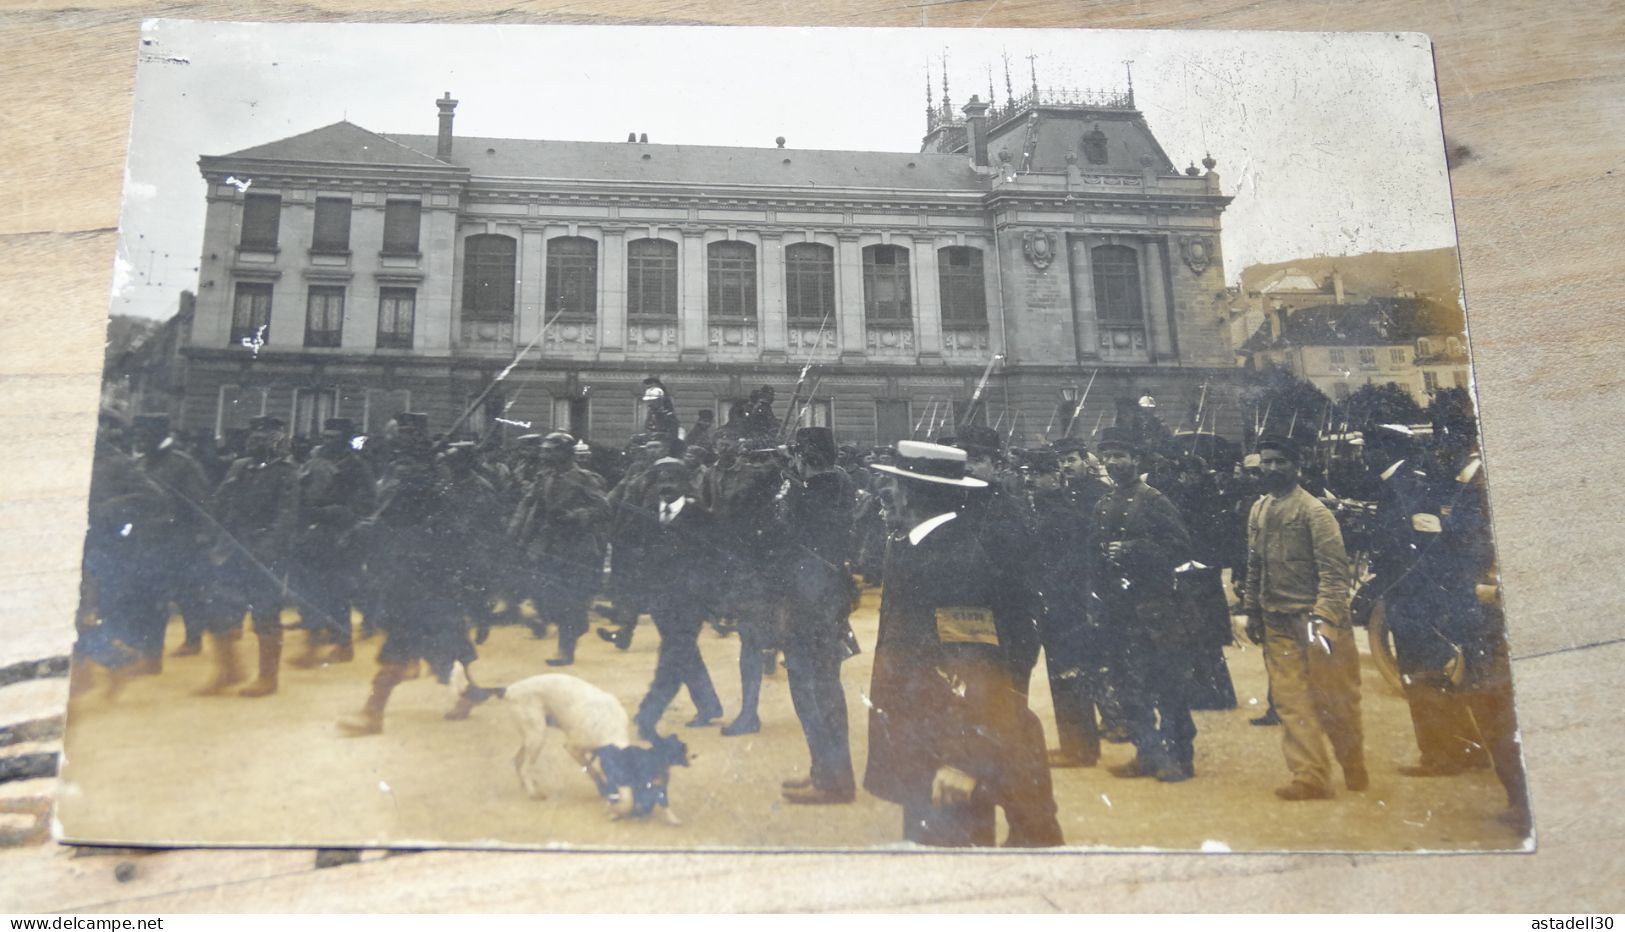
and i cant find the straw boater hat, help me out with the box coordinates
[869,440,988,489]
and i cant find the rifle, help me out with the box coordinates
[959,353,1004,429]
[443,310,562,441]
[778,309,834,442]
[1063,368,1100,438]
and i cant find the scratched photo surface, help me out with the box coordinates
[60,20,1531,851]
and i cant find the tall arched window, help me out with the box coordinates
[863,244,911,322]
[708,241,757,319]
[785,242,835,324]
[938,246,987,325]
[463,234,517,320]
[546,236,598,319]
[627,238,678,319]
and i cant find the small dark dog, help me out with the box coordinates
[593,734,690,821]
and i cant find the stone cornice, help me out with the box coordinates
[199,155,470,188]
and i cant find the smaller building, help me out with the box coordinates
[1240,296,1468,404]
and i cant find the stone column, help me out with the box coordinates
[1068,237,1099,360]
[759,232,787,362]
[912,236,943,363]
[680,229,708,360]
[837,233,866,361]
[982,235,1006,359]
[1141,237,1172,358]
[600,227,626,357]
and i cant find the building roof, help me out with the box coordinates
[1241,297,1465,352]
[213,120,987,192]
[385,133,986,191]
[221,121,453,168]
[1257,268,1326,294]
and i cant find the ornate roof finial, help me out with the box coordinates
[1027,51,1039,99]
[1124,59,1136,108]
[1002,50,1015,106]
[925,56,933,115]
[941,48,952,117]
[988,64,997,110]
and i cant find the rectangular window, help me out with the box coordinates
[230,282,273,346]
[311,197,351,252]
[1358,348,1378,368]
[628,239,678,319]
[785,243,835,324]
[1390,348,1406,365]
[708,242,757,320]
[383,201,421,255]
[875,400,911,446]
[546,237,599,319]
[218,385,268,435]
[1327,348,1345,366]
[293,388,338,438]
[1454,370,1468,388]
[553,396,590,439]
[938,247,987,325]
[863,245,911,322]
[240,194,281,250]
[377,287,415,349]
[1423,371,1439,393]
[304,285,345,348]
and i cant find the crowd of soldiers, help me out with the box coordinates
[76,379,1529,844]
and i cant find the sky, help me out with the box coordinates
[113,21,1460,320]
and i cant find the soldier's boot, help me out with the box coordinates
[238,628,283,698]
[289,630,326,669]
[322,642,355,664]
[339,663,411,736]
[545,634,578,667]
[195,631,245,696]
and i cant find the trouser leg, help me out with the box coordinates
[734,624,765,722]
[1263,613,1331,790]
[635,616,690,732]
[1463,636,1528,810]
[786,640,853,794]
[1306,618,1365,776]
[1045,616,1101,761]
[999,708,1065,847]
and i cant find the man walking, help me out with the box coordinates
[1244,434,1367,800]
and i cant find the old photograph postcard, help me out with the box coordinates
[59,20,1530,852]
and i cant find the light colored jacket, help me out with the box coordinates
[1244,484,1351,625]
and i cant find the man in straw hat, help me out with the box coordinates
[863,440,1063,847]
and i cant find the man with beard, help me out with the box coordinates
[130,413,215,666]
[1091,426,1198,783]
[1243,434,1366,800]
[338,413,480,735]
[207,415,299,698]
[632,457,725,738]
[510,431,611,667]
[289,418,375,667]
[701,429,783,736]
[864,441,1063,847]
[777,427,859,805]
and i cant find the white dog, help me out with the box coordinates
[449,663,687,822]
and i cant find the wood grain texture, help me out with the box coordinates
[1,0,1622,912]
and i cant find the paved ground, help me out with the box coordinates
[56,587,1526,851]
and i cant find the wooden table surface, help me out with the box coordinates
[2,0,1622,913]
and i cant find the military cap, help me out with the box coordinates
[1050,437,1090,455]
[248,414,285,432]
[1094,425,1140,455]
[1255,433,1300,462]
[793,426,836,463]
[954,425,1004,457]
[322,417,357,437]
[539,431,575,452]
[515,432,544,446]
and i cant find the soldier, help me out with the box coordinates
[701,429,784,736]
[289,418,375,667]
[598,433,664,650]
[865,441,1063,847]
[572,440,606,490]
[206,414,299,698]
[1243,434,1367,800]
[1164,454,1239,711]
[338,413,479,735]
[130,413,215,665]
[510,431,611,666]
[439,441,505,679]
[77,409,173,690]
[1025,450,1101,768]
[778,427,859,805]
[686,409,716,451]
[1091,426,1199,783]
[632,458,725,739]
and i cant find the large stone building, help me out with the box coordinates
[176,83,1239,446]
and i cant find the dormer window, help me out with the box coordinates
[1083,125,1108,165]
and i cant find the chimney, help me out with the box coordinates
[639,133,648,144]
[1332,269,1345,304]
[962,95,990,167]
[436,92,458,160]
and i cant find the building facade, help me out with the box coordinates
[1243,298,1470,404]
[178,86,1239,446]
